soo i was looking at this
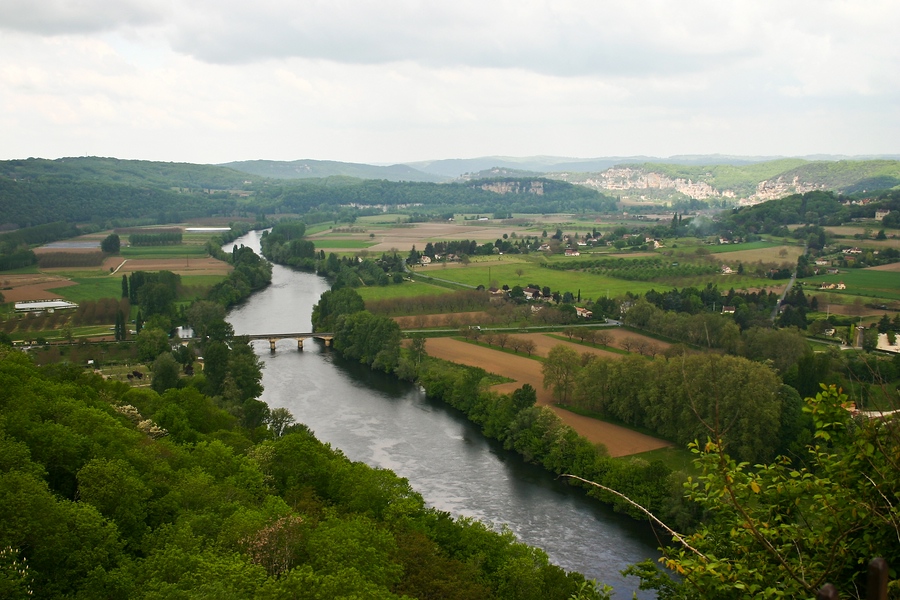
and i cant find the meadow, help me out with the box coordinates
[355,280,454,302]
[803,268,900,301]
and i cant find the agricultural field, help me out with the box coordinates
[355,280,454,302]
[423,335,672,457]
[801,267,900,302]
[412,258,660,299]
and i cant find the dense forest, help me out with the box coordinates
[0,345,609,599]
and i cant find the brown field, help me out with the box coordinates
[869,262,900,272]
[108,257,232,276]
[524,329,672,355]
[394,311,493,328]
[0,274,77,302]
[310,222,540,252]
[717,246,805,264]
[424,336,672,456]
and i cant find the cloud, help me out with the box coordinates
[0,0,897,163]
[0,0,165,35]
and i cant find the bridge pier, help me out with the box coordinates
[269,338,277,352]
[297,338,303,350]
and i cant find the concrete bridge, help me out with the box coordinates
[243,332,334,351]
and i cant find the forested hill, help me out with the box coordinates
[0,160,617,229]
[0,156,252,190]
[222,159,446,183]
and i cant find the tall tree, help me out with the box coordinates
[542,345,580,403]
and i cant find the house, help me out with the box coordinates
[523,287,541,300]
[836,282,846,290]
[721,306,736,314]
[827,267,840,275]
[815,259,830,266]
[538,243,551,252]
[420,256,431,265]
[721,265,734,274]
[575,307,593,318]
[564,248,580,257]
[842,247,863,255]
[876,209,891,220]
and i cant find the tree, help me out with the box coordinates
[151,353,180,394]
[630,385,900,599]
[135,328,170,362]
[100,233,120,254]
[121,274,128,298]
[522,339,536,356]
[266,407,296,439]
[542,345,580,403]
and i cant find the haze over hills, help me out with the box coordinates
[220,159,446,183]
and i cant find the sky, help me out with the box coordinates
[1,0,898,165]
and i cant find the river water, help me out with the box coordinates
[225,231,661,597]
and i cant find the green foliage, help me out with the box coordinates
[0,347,603,599]
[100,233,121,254]
[310,287,365,332]
[417,359,674,520]
[572,352,786,464]
[637,385,900,598]
[333,311,402,372]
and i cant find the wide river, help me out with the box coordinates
[225,230,661,597]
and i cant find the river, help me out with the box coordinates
[225,230,661,597]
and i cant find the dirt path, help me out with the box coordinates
[424,336,671,457]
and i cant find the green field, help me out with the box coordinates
[47,273,227,303]
[49,277,123,302]
[412,261,659,300]
[803,268,900,301]
[121,245,209,258]
[702,240,783,254]
[356,280,453,302]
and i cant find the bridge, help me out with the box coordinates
[243,332,334,351]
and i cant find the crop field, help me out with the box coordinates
[803,268,900,301]
[702,240,782,253]
[411,261,659,299]
[310,239,379,249]
[121,245,209,258]
[424,336,672,456]
[356,280,453,302]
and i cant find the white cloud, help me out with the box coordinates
[0,0,897,162]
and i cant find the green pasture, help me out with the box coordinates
[46,273,228,303]
[802,269,900,301]
[0,264,41,275]
[702,240,782,254]
[412,261,659,299]
[49,277,123,302]
[356,280,454,302]
[121,245,209,258]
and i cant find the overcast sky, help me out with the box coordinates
[1,0,898,165]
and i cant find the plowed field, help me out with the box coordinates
[424,336,671,457]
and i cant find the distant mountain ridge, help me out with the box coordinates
[220,159,445,183]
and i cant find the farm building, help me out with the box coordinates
[14,299,79,313]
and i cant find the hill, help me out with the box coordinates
[550,159,900,204]
[221,159,445,183]
[0,156,252,190]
